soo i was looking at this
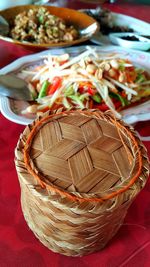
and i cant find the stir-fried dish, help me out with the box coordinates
[21,47,150,118]
[10,7,79,44]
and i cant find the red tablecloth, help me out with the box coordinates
[0,1,150,266]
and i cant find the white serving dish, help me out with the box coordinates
[80,10,150,48]
[0,45,150,125]
[109,32,150,51]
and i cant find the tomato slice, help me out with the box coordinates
[38,106,50,113]
[59,60,68,66]
[94,103,109,111]
[94,99,122,112]
[47,76,62,95]
[125,70,137,83]
[79,82,95,95]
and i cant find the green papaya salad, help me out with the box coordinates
[21,47,150,118]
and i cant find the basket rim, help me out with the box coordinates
[23,109,145,203]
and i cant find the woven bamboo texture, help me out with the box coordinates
[15,109,149,256]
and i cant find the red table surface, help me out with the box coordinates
[0,1,150,266]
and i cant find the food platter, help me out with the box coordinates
[0,45,150,126]
[79,9,150,48]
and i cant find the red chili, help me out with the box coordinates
[47,76,62,95]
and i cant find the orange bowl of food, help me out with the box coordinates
[0,5,99,49]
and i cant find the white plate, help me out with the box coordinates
[109,32,150,51]
[80,10,150,48]
[0,45,150,125]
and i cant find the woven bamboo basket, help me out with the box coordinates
[15,109,149,257]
